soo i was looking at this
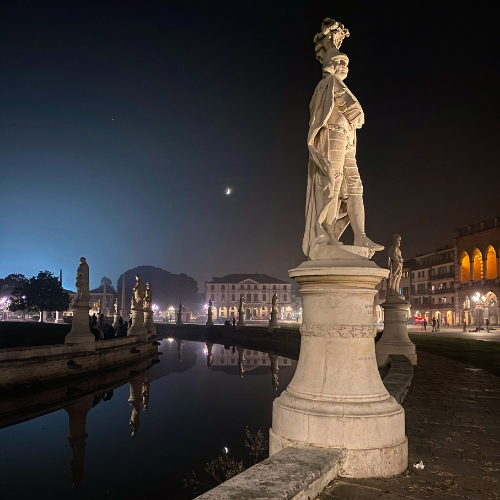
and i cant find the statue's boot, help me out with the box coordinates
[347,195,384,251]
[321,221,343,245]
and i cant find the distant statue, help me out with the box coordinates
[74,257,90,305]
[178,302,183,316]
[208,298,213,309]
[144,282,152,311]
[388,234,404,295]
[272,292,278,312]
[131,275,144,309]
[303,18,383,258]
[114,298,119,315]
[239,295,245,311]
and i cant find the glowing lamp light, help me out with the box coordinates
[167,338,174,343]
[482,296,486,301]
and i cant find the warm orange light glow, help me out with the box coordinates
[472,248,483,281]
[461,253,470,282]
[486,246,497,279]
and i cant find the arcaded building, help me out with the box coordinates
[205,273,292,320]
[454,217,500,325]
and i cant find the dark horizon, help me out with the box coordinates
[1,0,499,290]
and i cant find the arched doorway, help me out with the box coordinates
[229,306,237,319]
[219,306,227,318]
[246,308,251,319]
[462,296,471,325]
[485,291,498,325]
[472,248,483,281]
[486,246,497,279]
[446,310,453,325]
[260,306,269,319]
[252,308,258,318]
[460,252,470,282]
[435,311,441,321]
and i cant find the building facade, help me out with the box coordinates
[410,246,456,325]
[205,273,292,320]
[454,217,500,326]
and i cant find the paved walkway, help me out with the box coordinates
[407,325,500,343]
[320,350,500,499]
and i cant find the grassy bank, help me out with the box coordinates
[409,334,500,377]
[0,322,71,349]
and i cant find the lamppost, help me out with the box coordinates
[472,291,487,326]
[168,306,175,323]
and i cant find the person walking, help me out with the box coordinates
[423,319,427,331]
[92,313,97,327]
[232,316,236,327]
[436,319,440,332]
[462,320,467,332]
[486,318,490,332]
[432,317,436,332]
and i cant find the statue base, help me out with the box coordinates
[144,310,157,337]
[128,308,147,341]
[268,310,280,332]
[376,292,417,367]
[236,311,245,330]
[65,304,96,351]
[176,312,183,326]
[112,313,120,332]
[206,311,214,327]
[269,256,408,478]
[312,244,375,261]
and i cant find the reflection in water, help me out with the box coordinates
[0,339,296,499]
[176,339,183,362]
[128,374,144,437]
[206,342,214,368]
[65,395,93,488]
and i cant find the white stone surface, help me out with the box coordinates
[376,293,417,366]
[270,255,408,478]
[268,293,280,332]
[388,234,403,294]
[237,295,246,329]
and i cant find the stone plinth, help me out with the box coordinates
[128,308,148,341]
[144,310,156,337]
[65,304,96,351]
[112,313,120,332]
[269,253,408,478]
[376,293,416,367]
[268,310,280,332]
[206,310,214,327]
[176,312,183,326]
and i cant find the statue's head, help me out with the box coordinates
[393,233,401,245]
[322,47,349,80]
[146,282,151,289]
[79,257,86,264]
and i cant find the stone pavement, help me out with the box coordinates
[320,349,500,499]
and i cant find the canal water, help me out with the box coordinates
[0,339,296,500]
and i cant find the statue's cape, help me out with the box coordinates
[303,74,349,259]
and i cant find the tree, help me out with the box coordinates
[0,274,28,297]
[10,271,70,322]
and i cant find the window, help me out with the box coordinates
[211,294,214,301]
[284,293,287,301]
[272,285,277,290]
[254,285,258,289]
[283,285,287,290]
[221,348,224,354]
[221,294,225,301]
[231,285,235,290]
[412,273,415,279]
[253,294,258,301]
[263,294,266,301]
[439,297,446,304]
[240,285,244,289]
[438,267,444,275]
[253,359,258,365]
[247,285,251,289]
[231,294,235,301]
[263,285,266,290]
[221,285,225,290]
[402,287,409,298]
[247,294,251,301]
[210,285,215,290]
[451,296,455,305]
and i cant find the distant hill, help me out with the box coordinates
[116,266,198,310]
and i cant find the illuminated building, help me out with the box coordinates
[205,273,292,320]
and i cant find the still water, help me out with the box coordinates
[0,339,296,500]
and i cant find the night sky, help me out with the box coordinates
[1,1,499,290]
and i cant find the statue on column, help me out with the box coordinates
[114,298,119,314]
[271,292,278,313]
[131,275,144,310]
[388,234,404,295]
[144,283,152,311]
[74,257,90,305]
[239,295,245,312]
[303,18,384,259]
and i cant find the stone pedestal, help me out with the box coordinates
[237,308,245,330]
[376,293,416,367]
[176,312,183,326]
[206,309,214,327]
[65,304,96,351]
[128,308,148,341]
[144,310,156,337]
[268,309,280,332]
[270,250,408,478]
[112,313,120,332]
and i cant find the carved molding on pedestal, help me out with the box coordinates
[300,323,375,338]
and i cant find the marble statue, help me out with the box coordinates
[271,292,278,312]
[74,257,90,305]
[303,18,384,259]
[388,234,404,294]
[114,298,119,315]
[144,282,152,310]
[239,295,244,311]
[131,275,144,310]
[208,298,213,310]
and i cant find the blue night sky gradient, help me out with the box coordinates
[1,1,499,290]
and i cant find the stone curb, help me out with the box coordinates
[384,355,413,404]
[196,446,343,500]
